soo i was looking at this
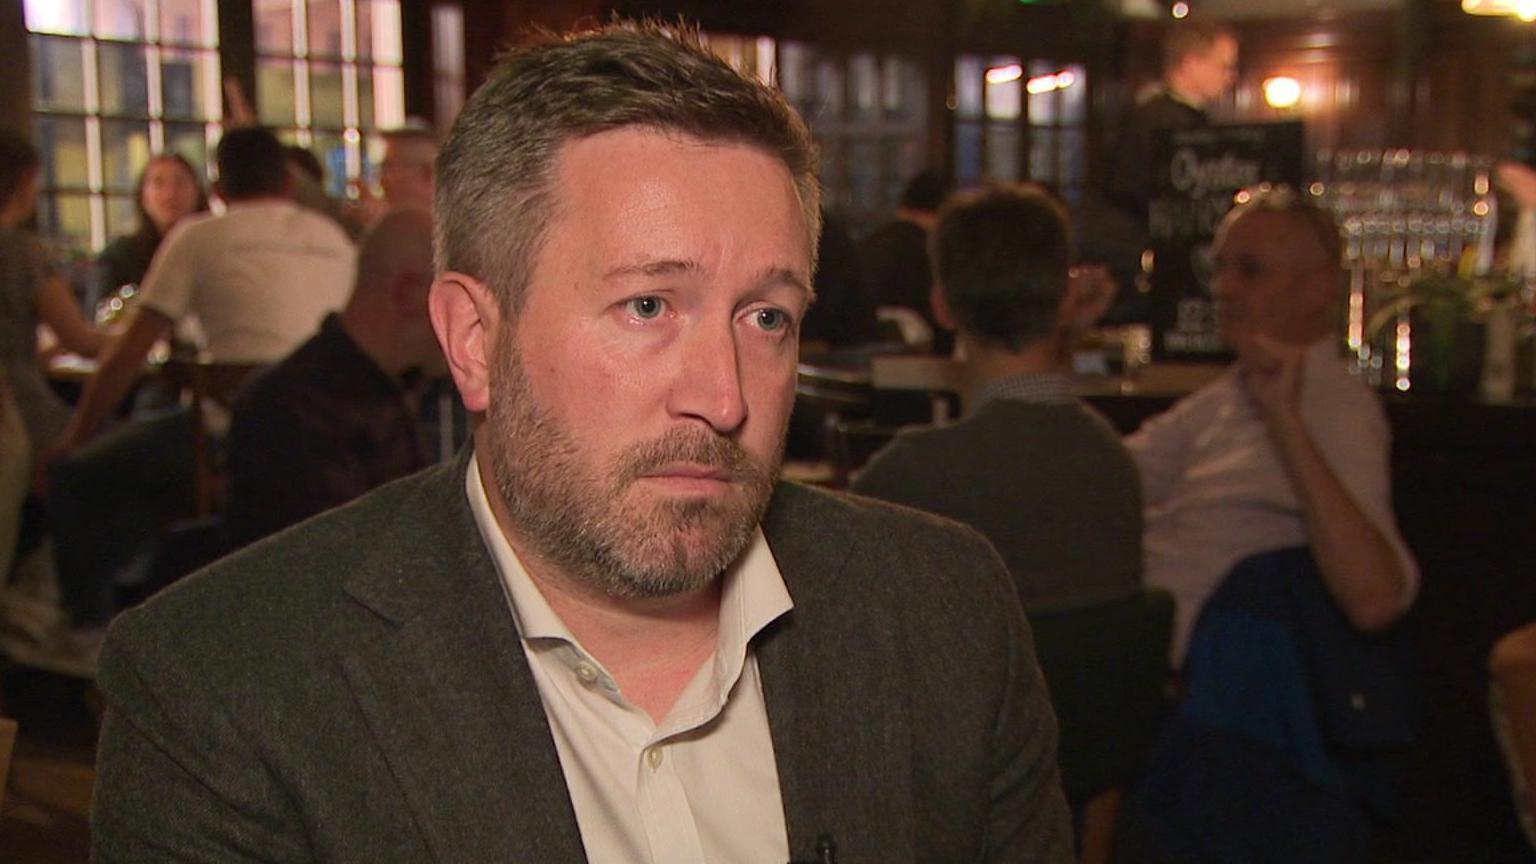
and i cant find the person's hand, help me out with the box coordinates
[1235,333,1306,432]
[1499,162,1536,211]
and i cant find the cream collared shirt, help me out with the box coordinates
[465,455,792,864]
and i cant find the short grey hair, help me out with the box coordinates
[435,20,822,313]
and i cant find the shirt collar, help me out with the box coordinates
[463,452,793,692]
[972,370,1076,411]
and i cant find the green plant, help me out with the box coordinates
[1367,266,1532,392]
[1366,269,1526,339]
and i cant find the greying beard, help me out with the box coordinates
[486,344,781,599]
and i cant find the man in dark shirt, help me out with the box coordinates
[1104,21,1238,221]
[1093,21,1238,322]
[858,170,952,352]
[224,209,441,545]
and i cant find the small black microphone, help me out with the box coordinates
[787,833,837,864]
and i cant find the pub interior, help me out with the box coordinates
[3,0,1536,861]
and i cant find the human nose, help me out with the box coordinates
[668,320,748,434]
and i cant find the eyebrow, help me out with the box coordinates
[602,259,814,300]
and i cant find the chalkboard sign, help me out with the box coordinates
[1148,122,1305,362]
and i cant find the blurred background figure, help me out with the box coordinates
[42,127,355,661]
[851,183,1158,855]
[1104,20,1238,225]
[95,154,209,298]
[852,182,1142,615]
[799,210,879,352]
[349,121,440,226]
[224,209,443,547]
[284,144,365,239]
[859,169,953,353]
[0,131,113,453]
[1088,20,1239,323]
[377,123,439,214]
[0,130,113,678]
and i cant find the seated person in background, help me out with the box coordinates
[798,210,878,351]
[56,126,356,453]
[852,183,1142,613]
[284,144,365,240]
[43,127,355,647]
[0,371,29,580]
[349,122,440,227]
[97,153,209,297]
[0,131,114,452]
[377,123,438,214]
[224,209,439,547]
[1125,188,1418,663]
[859,169,953,353]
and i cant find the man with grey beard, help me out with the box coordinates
[90,22,1071,864]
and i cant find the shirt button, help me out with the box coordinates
[645,746,664,769]
[574,662,599,687]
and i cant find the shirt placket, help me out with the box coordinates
[565,646,713,864]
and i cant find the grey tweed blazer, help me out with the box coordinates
[92,448,1071,863]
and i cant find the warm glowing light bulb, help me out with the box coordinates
[1172,2,1190,18]
[1263,76,1302,110]
[985,64,1024,85]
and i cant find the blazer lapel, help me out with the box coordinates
[757,484,916,864]
[337,455,588,864]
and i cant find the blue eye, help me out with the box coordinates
[754,308,789,332]
[625,296,666,319]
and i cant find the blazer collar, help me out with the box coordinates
[757,484,917,864]
[337,447,588,864]
[335,455,916,863]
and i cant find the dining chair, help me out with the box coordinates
[159,358,266,516]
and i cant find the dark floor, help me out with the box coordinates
[1,665,97,864]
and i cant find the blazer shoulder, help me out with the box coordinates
[107,459,464,662]
[772,480,996,550]
[767,481,1018,615]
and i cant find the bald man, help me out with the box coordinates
[224,209,445,545]
[1125,189,1418,662]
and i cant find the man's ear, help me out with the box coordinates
[428,272,501,413]
[930,282,957,331]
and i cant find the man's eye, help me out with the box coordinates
[754,308,790,332]
[625,296,666,319]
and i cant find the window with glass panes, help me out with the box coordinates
[954,55,1087,205]
[695,35,927,233]
[254,0,404,199]
[778,42,928,233]
[24,0,221,253]
[430,3,464,136]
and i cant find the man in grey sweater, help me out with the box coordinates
[853,183,1143,614]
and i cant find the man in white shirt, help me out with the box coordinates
[58,126,354,452]
[41,127,352,645]
[1126,188,1419,662]
[90,23,1073,864]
